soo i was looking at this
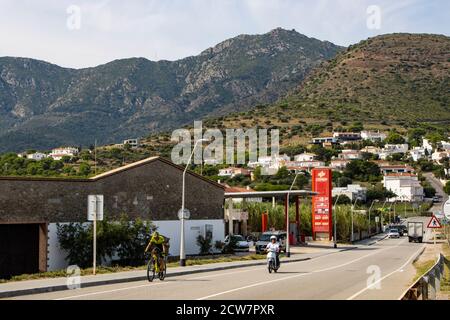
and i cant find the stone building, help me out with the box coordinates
[0,157,225,278]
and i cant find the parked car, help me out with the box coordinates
[223,235,250,252]
[432,196,440,203]
[387,228,400,239]
[255,231,287,254]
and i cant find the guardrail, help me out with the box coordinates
[401,253,445,300]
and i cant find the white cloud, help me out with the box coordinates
[0,0,448,68]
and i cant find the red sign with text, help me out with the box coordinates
[312,168,333,239]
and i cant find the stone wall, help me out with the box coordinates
[0,157,224,223]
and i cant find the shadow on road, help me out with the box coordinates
[273,271,309,274]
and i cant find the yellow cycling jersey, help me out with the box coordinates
[150,234,165,245]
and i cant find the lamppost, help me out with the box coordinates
[368,199,379,237]
[332,193,343,248]
[179,138,208,267]
[286,171,304,258]
[351,197,361,243]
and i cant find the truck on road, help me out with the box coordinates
[408,222,424,243]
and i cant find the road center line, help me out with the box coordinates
[55,238,400,300]
[196,239,406,300]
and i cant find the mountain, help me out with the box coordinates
[0,28,342,152]
[275,33,450,123]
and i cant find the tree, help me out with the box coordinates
[444,181,450,196]
[332,195,351,205]
[385,132,406,144]
[78,162,91,176]
[344,160,381,182]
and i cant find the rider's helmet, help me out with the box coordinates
[270,235,277,241]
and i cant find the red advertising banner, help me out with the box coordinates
[311,168,333,240]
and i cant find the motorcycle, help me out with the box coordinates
[266,249,280,273]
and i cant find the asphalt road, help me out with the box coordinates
[424,172,448,214]
[9,232,431,300]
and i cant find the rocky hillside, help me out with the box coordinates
[0,28,342,152]
[277,33,450,123]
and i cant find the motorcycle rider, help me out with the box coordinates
[265,235,280,268]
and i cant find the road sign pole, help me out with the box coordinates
[93,215,97,275]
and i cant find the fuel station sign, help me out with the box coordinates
[311,168,333,240]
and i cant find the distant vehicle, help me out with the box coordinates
[387,228,400,239]
[432,196,440,203]
[223,235,250,252]
[395,224,408,236]
[255,231,287,254]
[408,222,424,243]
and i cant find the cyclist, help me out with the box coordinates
[144,231,169,273]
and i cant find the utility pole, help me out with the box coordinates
[94,139,97,175]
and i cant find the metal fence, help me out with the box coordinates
[401,253,446,300]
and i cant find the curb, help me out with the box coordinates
[367,234,388,246]
[0,256,311,299]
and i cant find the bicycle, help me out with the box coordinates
[146,247,167,282]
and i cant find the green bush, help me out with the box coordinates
[196,235,213,255]
[57,215,156,268]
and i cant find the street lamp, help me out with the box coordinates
[351,197,361,243]
[332,193,343,248]
[368,199,379,237]
[179,138,208,267]
[286,171,304,258]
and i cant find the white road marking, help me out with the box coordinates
[196,239,407,300]
[346,244,425,300]
[54,236,400,300]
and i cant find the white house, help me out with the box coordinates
[218,167,252,178]
[123,138,140,149]
[27,152,47,161]
[312,137,338,145]
[379,144,409,160]
[286,160,326,172]
[332,184,367,202]
[49,147,79,160]
[361,130,387,142]
[248,154,290,170]
[440,140,450,151]
[294,153,316,162]
[360,146,382,155]
[379,164,414,175]
[422,138,433,153]
[330,159,351,171]
[338,149,362,160]
[383,173,424,202]
[333,132,361,142]
[432,151,450,164]
[409,147,428,162]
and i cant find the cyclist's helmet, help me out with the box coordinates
[270,235,277,241]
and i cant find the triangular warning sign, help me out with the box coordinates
[427,215,442,229]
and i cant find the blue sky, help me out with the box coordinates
[0,0,448,68]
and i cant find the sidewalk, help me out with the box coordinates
[0,234,388,298]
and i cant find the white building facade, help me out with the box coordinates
[383,173,424,202]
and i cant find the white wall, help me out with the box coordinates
[153,219,225,256]
[47,219,225,271]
